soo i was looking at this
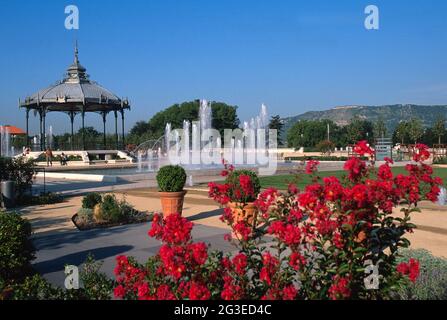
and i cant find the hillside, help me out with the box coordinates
[282,104,447,135]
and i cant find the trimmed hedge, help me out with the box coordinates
[156,165,187,192]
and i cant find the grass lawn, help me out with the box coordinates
[259,167,447,190]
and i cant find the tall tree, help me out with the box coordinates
[346,117,374,144]
[433,116,446,145]
[287,120,339,149]
[130,121,151,136]
[407,118,424,144]
[394,121,409,145]
[268,115,284,146]
[374,117,387,139]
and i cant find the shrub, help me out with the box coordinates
[396,249,447,300]
[156,165,187,192]
[220,166,261,203]
[0,212,35,282]
[0,156,35,200]
[3,274,64,300]
[316,140,335,155]
[19,192,63,206]
[1,255,115,300]
[77,208,94,225]
[118,196,139,219]
[93,204,104,222]
[82,192,102,209]
[100,194,123,223]
[79,254,115,300]
[81,195,140,225]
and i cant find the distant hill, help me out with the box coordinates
[282,104,447,135]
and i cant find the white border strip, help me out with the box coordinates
[36,172,117,183]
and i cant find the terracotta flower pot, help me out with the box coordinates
[227,202,258,238]
[159,190,187,217]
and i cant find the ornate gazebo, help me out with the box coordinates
[19,44,130,151]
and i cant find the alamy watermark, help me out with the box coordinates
[364,5,379,30]
[165,126,278,176]
[64,265,79,290]
[65,5,79,30]
[364,259,382,290]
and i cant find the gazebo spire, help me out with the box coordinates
[74,40,79,64]
[66,41,87,83]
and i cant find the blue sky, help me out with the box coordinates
[0,0,446,134]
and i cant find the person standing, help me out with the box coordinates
[45,148,53,167]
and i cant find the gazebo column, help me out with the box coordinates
[25,108,29,147]
[42,109,46,150]
[81,109,86,151]
[121,110,125,150]
[69,111,75,151]
[39,110,43,151]
[114,110,118,150]
[102,112,107,149]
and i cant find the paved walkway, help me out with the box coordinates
[23,189,236,287]
[32,219,236,287]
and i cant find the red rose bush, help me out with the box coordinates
[114,141,443,300]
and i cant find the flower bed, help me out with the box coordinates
[112,142,443,300]
[72,193,153,231]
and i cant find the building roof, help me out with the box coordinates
[0,125,26,135]
[19,44,130,113]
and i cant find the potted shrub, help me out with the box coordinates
[156,165,187,216]
[224,169,261,236]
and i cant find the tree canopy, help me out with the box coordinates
[268,115,284,146]
[128,100,240,145]
[287,119,348,149]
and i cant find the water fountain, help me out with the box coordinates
[437,187,447,206]
[199,99,212,133]
[0,126,11,157]
[147,150,153,172]
[137,151,143,172]
[133,100,271,172]
[165,123,171,153]
[183,120,190,164]
[47,125,54,149]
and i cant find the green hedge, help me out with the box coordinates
[0,212,35,282]
[156,165,187,192]
[285,156,368,162]
[433,157,447,165]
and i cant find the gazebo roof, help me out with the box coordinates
[19,44,130,113]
